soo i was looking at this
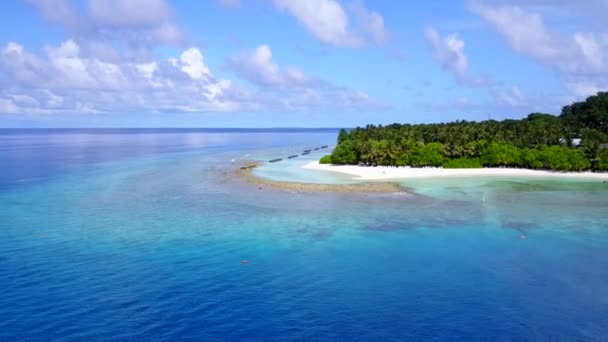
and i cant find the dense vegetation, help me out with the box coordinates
[323,92,608,171]
[319,155,333,164]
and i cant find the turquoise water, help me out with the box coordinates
[251,148,360,184]
[1,129,608,341]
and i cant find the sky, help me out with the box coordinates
[0,0,607,128]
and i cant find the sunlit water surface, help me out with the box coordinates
[1,129,607,341]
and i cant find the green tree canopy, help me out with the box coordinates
[560,92,608,134]
[330,139,358,164]
[410,143,445,167]
[323,93,608,171]
[481,142,521,167]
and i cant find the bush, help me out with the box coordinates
[319,155,333,164]
[442,158,482,168]
[330,139,359,164]
[520,148,544,169]
[480,142,521,167]
[566,149,592,171]
[597,148,608,171]
[410,143,445,167]
[539,146,591,171]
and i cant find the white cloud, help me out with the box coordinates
[136,62,158,79]
[28,0,183,50]
[178,48,211,80]
[0,41,239,113]
[88,0,173,29]
[0,98,19,113]
[273,0,364,48]
[415,86,570,120]
[565,81,604,99]
[350,0,387,46]
[225,44,316,88]
[469,1,557,61]
[44,40,97,89]
[2,0,388,115]
[26,0,86,34]
[219,0,390,51]
[469,0,608,99]
[493,86,525,107]
[0,40,386,114]
[225,44,388,110]
[573,33,604,69]
[425,27,468,80]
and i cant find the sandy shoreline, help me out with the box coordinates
[303,162,608,181]
[235,162,407,193]
[234,161,608,194]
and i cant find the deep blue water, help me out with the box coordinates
[1,129,607,341]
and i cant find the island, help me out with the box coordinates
[319,92,608,172]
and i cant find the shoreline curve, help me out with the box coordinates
[235,162,407,193]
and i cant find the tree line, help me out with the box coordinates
[321,92,608,171]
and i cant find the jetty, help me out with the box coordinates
[245,145,328,165]
[239,164,257,170]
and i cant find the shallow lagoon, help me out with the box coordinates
[1,129,607,341]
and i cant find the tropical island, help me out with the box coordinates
[319,92,608,172]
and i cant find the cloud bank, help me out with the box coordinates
[0,0,385,115]
[469,0,608,98]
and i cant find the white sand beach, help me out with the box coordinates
[303,162,608,181]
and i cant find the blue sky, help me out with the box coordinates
[0,0,607,127]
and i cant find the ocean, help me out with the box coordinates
[1,129,607,341]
